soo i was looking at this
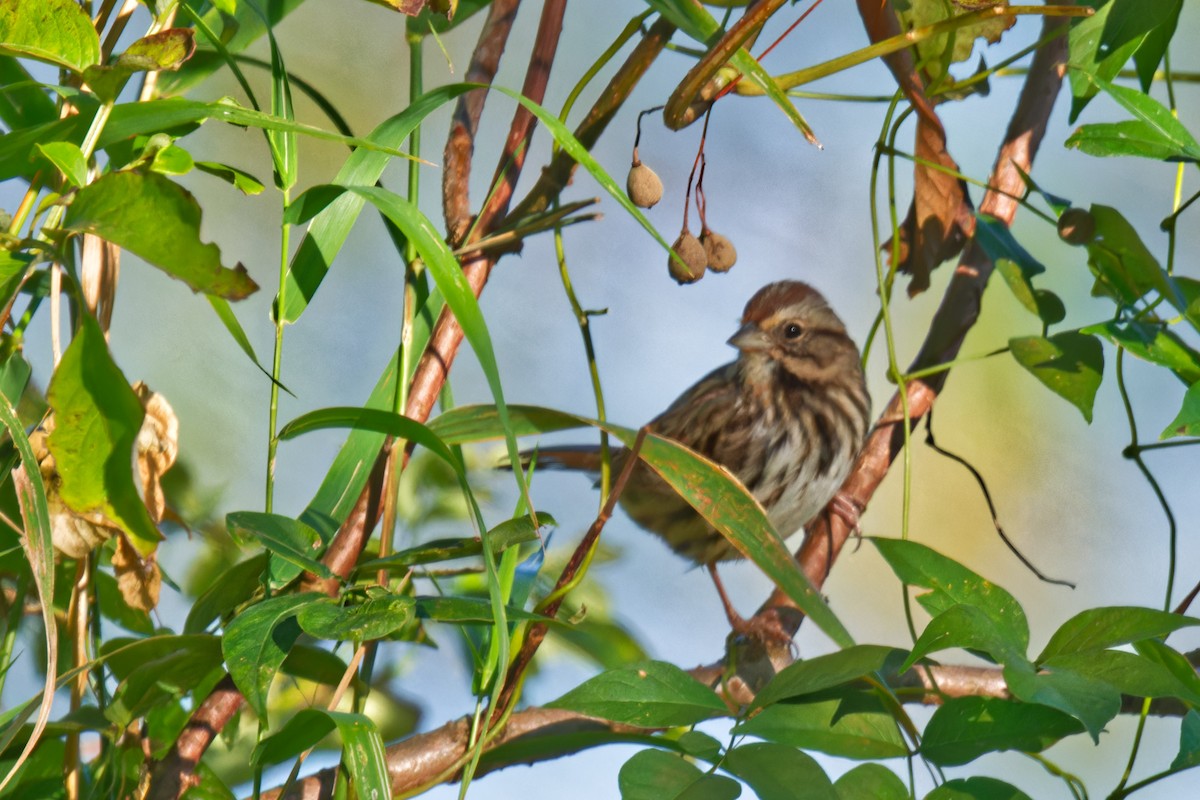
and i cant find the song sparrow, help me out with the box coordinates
[539,281,871,636]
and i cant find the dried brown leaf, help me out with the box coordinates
[133,382,179,523]
[112,534,161,613]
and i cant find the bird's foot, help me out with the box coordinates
[829,492,864,550]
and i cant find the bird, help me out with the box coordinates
[535,280,871,639]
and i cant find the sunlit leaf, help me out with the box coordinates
[871,538,1028,654]
[296,594,415,642]
[35,141,86,188]
[0,0,99,73]
[1038,606,1200,661]
[547,661,727,728]
[1009,333,1103,423]
[63,171,259,300]
[223,592,321,720]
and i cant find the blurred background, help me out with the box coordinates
[7,1,1200,797]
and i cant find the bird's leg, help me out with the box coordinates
[829,492,864,549]
[707,563,793,645]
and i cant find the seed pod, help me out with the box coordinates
[700,229,737,273]
[1057,207,1095,245]
[627,161,663,208]
[669,228,707,284]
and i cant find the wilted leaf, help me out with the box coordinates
[63,171,258,300]
[132,382,178,523]
[111,534,161,613]
[117,28,195,72]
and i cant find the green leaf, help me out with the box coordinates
[226,511,332,580]
[414,595,544,624]
[0,55,57,130]
[184,553,268,635]
[0,0,99,73]
[734,691,908,760]
[1161,380,1200,439]
[546,661,727,728]
[1066,0,1143,122]
[279,407,463,472]
[194,161,265,195]
[975,215,1048,321]
[1066,119,1200,162]
[1134,639,1200,704]
[834,764,909,800]
[222,592,320,719]
[1038,606,1200,661]
[618,749,741,800]
[47,315,160,555]
[63,171,259,300]
[107,637,224,727]
[252,709,388,800]
[904,604,1025,669]
[1069,74,1200,162]
[101,633,222,680]
[871,538,1028,655]
[429,404,852,646]
[0,387,53,794]
[296,594,415,642]
[924,777,1033,800]
[1083,321,1200,384]
[34,142,86,188]
[921,696,1082,766]
[252,708,335,766]
[265,28,296,192]
[284,184,347,226]
[723,742,835,800]
[1171,710,1200,771]
[1131,0,1183,90]
[1042,650,1200,702]
[753,645,905,710]
[1002,661,1120,741]
[1009,333,1104,423]
[676,731,723,762]
[206,296,277,382]
[1084,204,1178,307]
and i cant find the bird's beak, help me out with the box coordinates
[727,323,771,353]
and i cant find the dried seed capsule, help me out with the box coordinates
[1057,207,1095,245]
[669,228,707,284]
[626,161,663,208]
[700,229,737,273]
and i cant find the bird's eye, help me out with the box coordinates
[783,323,803,339]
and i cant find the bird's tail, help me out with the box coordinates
[509,445,606,475]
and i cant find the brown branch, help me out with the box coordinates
[443,0,521,246]
[149,675,246,800]
[258,649,1200,799]
[752,5,1072,637]
[491,428,649,721]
